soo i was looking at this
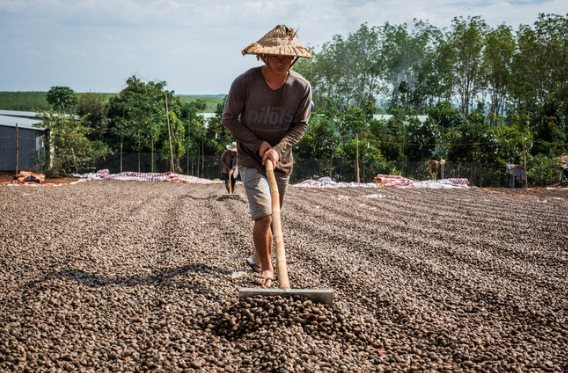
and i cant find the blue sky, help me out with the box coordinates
[0,0,564,94]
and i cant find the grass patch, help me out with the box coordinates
[0,92,224,113]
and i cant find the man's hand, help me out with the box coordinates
[262,148,280,166]
[259,141,279,165]
[258,141,271,158]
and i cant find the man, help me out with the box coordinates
[222,25,313,287]
[220,142,238,193]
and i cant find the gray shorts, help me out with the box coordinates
[239,166,289,220]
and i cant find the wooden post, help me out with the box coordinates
[120,109,125,173]
[165,93,175,173]
[71,147,79,174]
[522,141,528,189]
[45,119,54,170]
[522,120,529,189]
[120,139,123,173]
[355,133,360,183]
[137,131,141,173]
[15,123,20,174]
[186,144,190,175]
[266,159,290,289]
[196,142,201,177]
[151,141,155,173]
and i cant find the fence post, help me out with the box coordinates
[165,93,175,173]
[355,133,360,183]
[522,140,528,189]
[15,123,19,174]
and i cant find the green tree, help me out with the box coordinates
[510,14,568,112]
[162,110,186,172]
[404,117,441,162]
[381,20,441,110]
[489,123,524,165]
[510,14,568,158]
[448,16,488,115]
[296,112,342,176]
[445,121,494,164]
[40,111,110,176]
[76,92,109,141]
[336,136,388,181]
[528,154,562,186]
[427,101,464,130]
[204,97,233,156]
[46,86,77,116]
[483,24,515,123]
[295,23,384,111]
[369,116,407,163]
[510,24,540,113]
[185,115,207,177]
[107,76,188,172]
[178,98,208,175]
[429,37,456,103]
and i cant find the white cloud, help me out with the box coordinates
[0,0,566,93]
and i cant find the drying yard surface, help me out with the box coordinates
[1,181,566,372]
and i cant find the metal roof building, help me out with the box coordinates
[0,110,46,171]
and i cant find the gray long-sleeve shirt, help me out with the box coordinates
[222,66,312,176]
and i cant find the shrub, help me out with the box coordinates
[527,154,562,186]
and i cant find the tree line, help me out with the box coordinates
[40,79,231,177]
[293,14,567,185]
[39,14,567,185]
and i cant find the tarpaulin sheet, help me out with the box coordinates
[374,174,413,188]
[293,177,376,188]
[294,176,469,189]
[412,178,470,189]
[84,169,220,184]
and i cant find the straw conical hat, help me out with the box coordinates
[226,142,237,151]
[242,25,312,58]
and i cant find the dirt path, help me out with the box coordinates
[1,181,566,371]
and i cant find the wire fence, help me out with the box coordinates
[4,149,530,187]
[292,158,518,187]
[87,153,522,187]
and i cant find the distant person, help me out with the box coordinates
[222,25,313,287]
[220,142,238,193]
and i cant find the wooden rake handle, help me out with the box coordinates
[265,159,291,289]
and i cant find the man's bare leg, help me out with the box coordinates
[253,215,273,287]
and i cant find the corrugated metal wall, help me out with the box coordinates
[0,125,45,171]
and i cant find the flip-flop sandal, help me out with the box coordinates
[253,273,273,287]
[246,256,261,273]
